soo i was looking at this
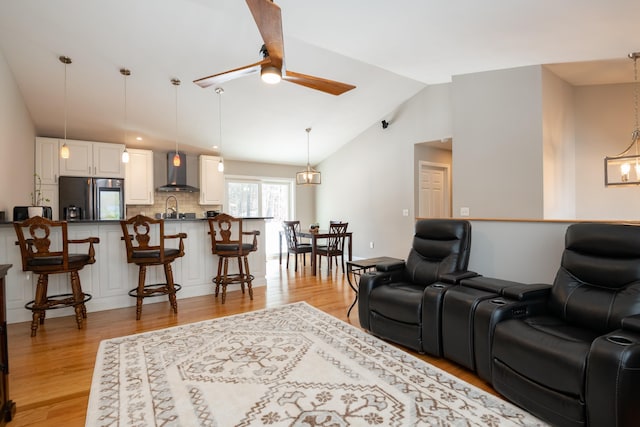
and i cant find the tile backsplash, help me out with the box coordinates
[126,191,222,218]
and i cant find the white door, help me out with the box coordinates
[419,161,450,218]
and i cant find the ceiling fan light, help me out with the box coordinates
[261,65,282,84]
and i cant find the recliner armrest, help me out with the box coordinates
[358,271,393,330]
[460,276,521,294]
[502,283,551,301]
[622,314,640,333]
[375,260,405,272]
[439,270,478,285]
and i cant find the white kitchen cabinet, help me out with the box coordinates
[124,148,154,205]
[59,140,125,178]
[199,155,224,205]
[58,140,92,176]
[93,142,126,177]
[35,137,60,185]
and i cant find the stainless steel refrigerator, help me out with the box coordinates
[58,176,125,221]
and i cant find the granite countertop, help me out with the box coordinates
[1,217,273,227]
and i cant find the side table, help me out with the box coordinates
[346,257,403,317]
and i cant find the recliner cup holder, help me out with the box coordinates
[431,284,446,288]
[490,299,506,305]
[607,335,634,345]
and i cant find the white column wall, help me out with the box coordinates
[452,65,544,219]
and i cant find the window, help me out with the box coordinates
[227,181,259,217]
[226,177,294,257]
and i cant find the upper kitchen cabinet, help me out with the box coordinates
[35,137,60,184]
[199,155,224,205]
[59,140,126,178]
[125,148,154,205]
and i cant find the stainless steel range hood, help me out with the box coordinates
[156,152,199,193]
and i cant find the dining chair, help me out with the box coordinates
[282,221,312,272]
[316,222,348,274]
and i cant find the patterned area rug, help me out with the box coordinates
[86,302,546,426]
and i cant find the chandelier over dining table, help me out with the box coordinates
[604,52,640,186]
[296,128,321,185]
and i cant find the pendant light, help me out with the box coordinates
[215,87,225,172]
[171,78,181,167]
[59,56,72,159]
[296,128,321,185]
[605,52,640,185]
[120,68,131,163]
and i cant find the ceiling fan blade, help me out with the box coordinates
[283,70,356,96]
[193,58,271,88]
[246,0,284,69]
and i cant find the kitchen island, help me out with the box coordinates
[0,217,269,323]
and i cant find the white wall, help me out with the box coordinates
[468,220,568,283]
[542,67,576,219]
[316,84,453,259]
[452,65,544,219]
[574,83,640,219]
[0,49,35,219]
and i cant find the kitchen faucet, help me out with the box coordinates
[165,195,178,219]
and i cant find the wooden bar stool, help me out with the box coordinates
[207,213,259,304]
[120,215,187,320]
[13,216,99,336]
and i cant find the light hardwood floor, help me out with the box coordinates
[6,258,497,426]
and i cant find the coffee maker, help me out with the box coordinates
[63,205,82,221]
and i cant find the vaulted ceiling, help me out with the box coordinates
[1,0,638,166]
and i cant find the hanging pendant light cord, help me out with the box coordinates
[633,54,639,143]
[610,53,640,157]
[306,127,311,169]
[175,82,179,154]
[217,88,223,152]
[64,61,68,141]
[122,69,129,143]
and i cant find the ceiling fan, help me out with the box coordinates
[193,0,356,96]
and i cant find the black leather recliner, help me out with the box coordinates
[488,223,640,427]
[358,219,474,354]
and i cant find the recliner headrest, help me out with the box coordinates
[563,223,640,289]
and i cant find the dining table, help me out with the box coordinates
[279,229,353,276]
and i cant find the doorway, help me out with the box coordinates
[225,177,294,258]
[418,161,450,218]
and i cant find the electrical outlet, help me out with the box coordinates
[402,209,409,217]
[460,207,470,217]
[369,241,374,249]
